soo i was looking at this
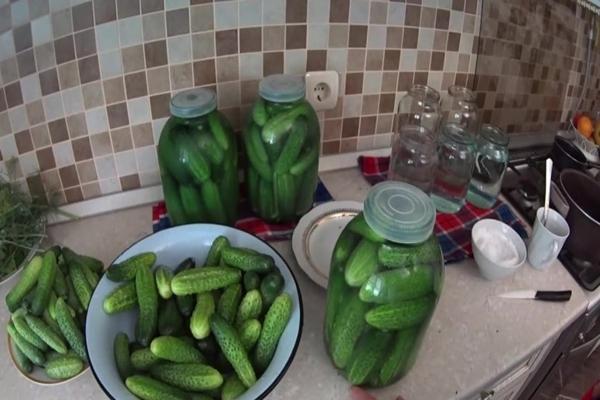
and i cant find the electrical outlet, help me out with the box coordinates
[305,71,339,111]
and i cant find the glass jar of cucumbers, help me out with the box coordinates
[158,88,238,226]
[244,74,321,223]
[324,181,444,387]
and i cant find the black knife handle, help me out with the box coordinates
[535,291,572,302]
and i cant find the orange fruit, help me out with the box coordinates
[577,116,594,138]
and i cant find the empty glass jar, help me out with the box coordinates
[442,85,479,137]
[466,125,509,209]
[388,85,441,193]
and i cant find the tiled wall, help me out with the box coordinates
[0,0,480,205]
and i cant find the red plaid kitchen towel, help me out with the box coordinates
[358,155,528,264]
[152,180,333,241]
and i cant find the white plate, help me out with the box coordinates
[86,224,302,400]
[292,201,363,288]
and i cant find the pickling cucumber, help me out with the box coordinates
[359,266,434,304]
[365,296,435,330]
[344,239,380,287]
[136,264,159,346]
[221,247,274,273]
[253,293,293,372]
[104,281,137,314]
[106,252,157,282]
[5,255,43,312]
[171,267,241,295]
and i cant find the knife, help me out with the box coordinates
[498,290,572,302]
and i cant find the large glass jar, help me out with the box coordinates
[442,85,479,137]
[158,88,238,226]
[431,123,476,213]
[324,182,443,387]
[244,74,320,223]
[388,85,441,193]
[467,125,509,209]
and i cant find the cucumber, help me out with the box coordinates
[273,172,297,220]
[103,281,137,314]
[179,185,207,222]
[136,263,159,347]
[252,98,268,126]
[19,289,37,311]
[205,236,230,266]
[190,292,215,339]
[158,126,193,184]
[106,252,157,282]
[126,375,189,400]
[189,393,213,400]
[5,255,43,312]
[174,258,196,317]
[43,308,63,337]
[347,213,386,243]
[261,102,312,144]
[24,314,68,354]
[258,177,278,221]
[289,144,319,176]
[247,167,260,213]
[345,329,393,385]
[48,291,58,319]
[235,289,263,327]
[45,354,84,379]
[254,293,293,372]
[365,296,435,330]
[377,236,442,268]
[62,248,104,274]
[330,294,369,369]
[7,321,45,366]
[239,318,261,351]
[218,283,243,324]
[66,273,84,314]
[294,162,318,215]
[10,336,32,373]
[158,298,184,336]
[177,133,212,184]
[201,180,227,224]
[155,267,174,300]
[131,348,161,371]
[274,117,308,173]
[243,271,260,292]
[55,298,87,360]
[218,165,239,225]
[208,111,230,151]
[114,332,134,380]
[150,336,206,363]
[12,313,48,351]
[344,239,380,287]
[210,314,257,388]
[244,125,273,182]
[197,133,225,165]
[324,260,351,344]
[377,328,419,386]
[359,266,434,304]
[53,266,68,298]
[260,272,284,307]
[80,262,100,288]
[171,266,241,295]
[162,171,187,226]
[150,362,223,391]
[221,247,274,273]
[221,375,246,400]
[69,260,92,311]
[332,229,360,265]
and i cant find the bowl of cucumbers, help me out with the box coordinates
[86,224,303,400]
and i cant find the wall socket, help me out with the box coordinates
[305,71,339,111]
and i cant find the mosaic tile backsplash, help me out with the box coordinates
[0,0,480,205]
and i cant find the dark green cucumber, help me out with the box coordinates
[176,133,212,184]
[243,271,260,292]
[273,172,297,220]
[53,266,68,298]
[66,274,84,314]
[289,144,319,176]
[158,298,184,336]
[10,336,32,373]
[347,213,386,243]
[114,332,134,380]
[330,294,369,369]
[45,354,84,379]
[260,271,284,307]
[294,162,318,215]
[201,180,227,224]
[69,260,92,311]
[190,292,215,339]
[261,102,312,144]
[7,321,45,366]
[131,347,161,371]
[239,318,261,351]
[218,283,243,324]
[377,236,442,268]
[55,298,87,361]
[254,293,293,372]
[126,375,189,400]
[162,171,187,226]
[324,260,351,345]
[235,289,263,327]
[174,258,195,317]
[43,308,63,338]
[274,117,308,173]
[150,362,223,391]
[210,314,256,388]
[136,263,159,346]
[218,165,239,224]
[258,177,278,221]
[80,262,99,288]
[150,336,206,363]
[345,329,393,385]
[24,314,67,354]
[179,184,207,222]
[247,167,260,213]
[221,375,246,400]
[5,255,43,312]
[359,266,434,304]
[197,132,225,165]
[344,239,380,287]
[158,125,193,184]
[155,267,174,300]
[251,98,268,126]
[171,266,241,295]
[332,229,360,265]
[106,252,157,282]
[12,313,48,351]
[207,111,230,151]
[221,247,274,273]
[205,236,230,266]
[62,248,104,274]
[244,125,273,182]
[377,328,419,386]
[365,296,435,330]
[103,281,137,314]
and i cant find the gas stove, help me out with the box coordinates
[500,148,600,291]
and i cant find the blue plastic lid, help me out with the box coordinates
[259,74,305,103]
[170,88,216,118]
[363,181,436,244]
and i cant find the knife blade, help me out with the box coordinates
[498,290,572,302]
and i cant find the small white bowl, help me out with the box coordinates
[471,219,526,281]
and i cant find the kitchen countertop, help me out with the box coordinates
[0,167,594,400]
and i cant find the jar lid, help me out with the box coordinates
[480,124,508,146]
[259,74,305,103]
[363,181,436,244]
[170,88,216,118]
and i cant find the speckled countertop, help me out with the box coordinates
[0,167,596,400]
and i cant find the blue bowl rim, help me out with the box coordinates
[85,223,304,400]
